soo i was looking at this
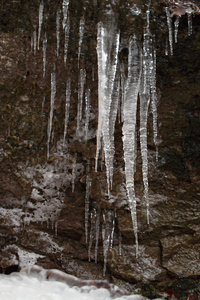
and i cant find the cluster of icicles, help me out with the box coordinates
[30,0,195,272]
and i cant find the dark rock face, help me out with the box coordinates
[0,0,199,298]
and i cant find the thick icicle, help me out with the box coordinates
[165,7,173,55]
[84,88,91,141]
[63,78,71,146]
[62,0,70,30]
[122,36,141,257]
[43,33,47,77]
[47,72,56,159]
[38,1,44,50]
[72,153,77,193]
[174,15,180,43]
[56,8,61,57]
[78,16,85,65]
[76,69,86,135]
[64,17,70,65]
[95,14,120,196]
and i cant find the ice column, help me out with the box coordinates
[62,0,69,30]
[38,1,44,50]
[33,25,37,56]
[63,78,71,146]
[95,13,120,195]
[122,36,141,257]
[47,72,56,159]
[187,13,193,36]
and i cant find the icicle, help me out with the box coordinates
[102,210,115,276]
[165,38,168,56]
[109,74,120,189]
[63,78,71,146]
[43,34,47,78]
[151,49,158,162]
[122,36,141,258]
[187,13,193,36]
[85,161,92,244]
[76,69,86,135]
[38,1,44,50]
[119,232,122,256]
[33,25,37,55]
[85,88,91,141]
[174,15,180,43]
[64,17,70,65]
[78,15,85,66]
[140,14,155,225]
[72,153,77,193]
[62,0,70,30]
[95,16,120,196]
[88,208,96,262]
[120,63,125,123]
[95,209,101,263]
[165,7,173,55]
[56,9,61,56]
[55,221,58,235]
[47,72,56,159]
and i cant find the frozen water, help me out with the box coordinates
[56,8,61,56]
[47,72,56,159]
[38,1,44,50]
[63,78,71,146]
[78,15,85,65]
[165,7,173,55]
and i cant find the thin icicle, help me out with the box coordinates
[102,210,115,276]
[151,49,158,161]
[76,69,86,135]
[85,88,91,141]
[63,78,71,146]
[62,0,70,30]
[88,208,96,262]
[43,33,47,77]
[174,15,180,43]
[56,8,61,57]
[85,161,92,244]
[64,17,70,65]
[187,13,193,36]
[72,153,77,193]
[94,209,101,263]
[120,63,125,123]
[78,15,85,66]
[165,7,173,55]
[47,72,56,159]
[38,1,44,50]
[33,25,37,56]
[122,36,141,258]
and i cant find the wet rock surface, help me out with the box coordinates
[0,0,200,298]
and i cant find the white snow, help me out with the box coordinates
[0,267,150,300]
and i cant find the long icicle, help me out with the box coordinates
[47,72,56,159]
[122,36,142,258]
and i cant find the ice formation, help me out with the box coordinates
[95,12,120,196]
[43,33,47,77]
[38,1,44,50]
[78,15,85,65]
[56,8,61,57]
[77,69,86,135]
[63,78,71,146]
[47,72,56,159]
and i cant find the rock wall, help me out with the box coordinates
[0,0,199,298]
